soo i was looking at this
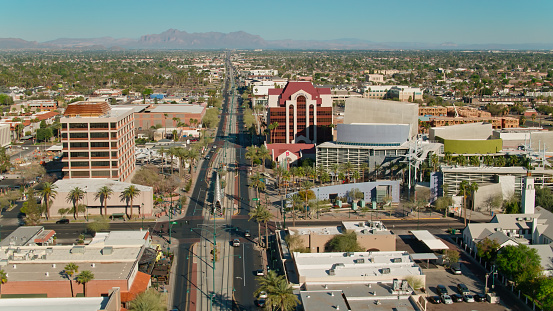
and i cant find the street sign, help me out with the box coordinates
[171,221,178,225]
[252,198,259,201]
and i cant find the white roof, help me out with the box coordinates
[411,230,449,250]
[0,297,107,311]
[148,104,204,114]
[53,178,152,193]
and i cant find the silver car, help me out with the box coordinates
[441,295,453,304]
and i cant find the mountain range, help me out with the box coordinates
[1,29,552,50]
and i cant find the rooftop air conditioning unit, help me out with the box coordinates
[381,268,391,274]
[328,269,336,276]
[355,258,365,264]
[392,258,403,263]
[346,252,354,257]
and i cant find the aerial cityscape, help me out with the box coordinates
[2,1,553,311]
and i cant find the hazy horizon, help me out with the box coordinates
[1,0,552,45]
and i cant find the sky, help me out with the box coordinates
[1,0,552,45]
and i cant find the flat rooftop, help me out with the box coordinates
[295,251,422,279]
[0,297,108,311]
[0,261,136,281]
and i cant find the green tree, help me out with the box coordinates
[120,185,141,219]
[76,270,95,297]
[64,263,79,297]
[528,277,553,310]
[458,180,470,226]
[66,187,85,220]
[128,288,167,311]
[327,230,363,252]
[248,204,272,248]
[21,189,42,225]
[95,185,113,216]
[249,172,266,199]
[86,216,110,234]
[0,268,7,297]
[496,244,542,286]
[39,182,57,220]
[477,237,501,263]
[536,186,553,212]
[299,181,314,218]
[257,145,271,171]
[0,147,11,173]
[245,145,259,168]
[255,270,299,311]
[443,249,460,268]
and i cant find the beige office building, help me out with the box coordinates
[61,102,136,181]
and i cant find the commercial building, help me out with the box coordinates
[0,226,56,247]
[61,102,135,181]
[0,124,10,146]
[134,104,206,131]
[293,251,425,286]
[0,230,152,299]
[50,178,153,217]
[288,221,395,253]
[267,81,333,144]
[362,85,423,102]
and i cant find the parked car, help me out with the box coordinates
[256,298,266,307]
[451,262,462,274]
[451,294,463,302]
[437,285,448,296]
[244,230,251,237]
[427,296,441,304]
[463,293,475,302]
[457,283,470,295]
[441,294,453,304]
[255,269,264,276]
[56,218,70,224]
[474,293,487,302]
[258,291,268,299]
[232,239,240,247]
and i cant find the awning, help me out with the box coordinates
[410,253,439,261]
[34,230,55,244]
[47,145,63,151]
[411,230,449,250]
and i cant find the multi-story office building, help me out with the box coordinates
[61,102,135,181]
[267,81,333,144]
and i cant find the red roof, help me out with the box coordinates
[34,230,55,244]
[36,111,59,120]
[121,271,151,302]
[266,143,315,161]
[268,81,330,107]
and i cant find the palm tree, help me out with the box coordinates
[66,187,85,220]
[444,151,453,165]
[173,147,188,177]
[360,162,369,182]
[76,270,95,297]
[495,156,506,167]
[120,185,141,219]
[468,182,479,223]
[257,145,271,172]
[40,182,57,220]
[483,155,494,166]
[248,205,271,248]
[64,263,79,297]
[459,180,470,227]
[255,271,299,311]
[342,161,354,181]
[249,172,266,199]
[0,269,7,298]
[95,186,113,217]
[331,163,339,184]
[304,166,315,183]
[300,180,314,219]
[469,156,480,167]
[158,147,167,173]
[245,145,258,169]
[274,165,286,189]
[352,170,360,183]
[456,156,467,166]
[430,154,439,171]
[290,194,302,227]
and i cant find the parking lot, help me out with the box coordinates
[395,231,514,311]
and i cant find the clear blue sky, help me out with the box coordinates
[2,0,552,44]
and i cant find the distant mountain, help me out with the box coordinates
[1,29,552,50]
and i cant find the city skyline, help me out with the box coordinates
[1,0,553,46]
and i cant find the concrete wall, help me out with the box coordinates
[430,123,492,140]
[50,187,154,217]
[294,181,401,203]
[344,98,418,138]
[1,279,128,298]
[474,183,503,213]
[0,124,10,147]
[337,124,409,145]
[291,232,396,253]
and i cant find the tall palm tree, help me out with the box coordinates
[300,180,314,219]
[274,165,286,189]
[66,187,84,220]
[187,148,199,173]
[459,180,470,226]
[248,204,271,248]
[468,182,479,223]
[64,263,79,297]
[95,186,113,217]
[158,147,167,173]
[40,182,57,220]
[120,185,141,219]
[245,145,258,169]
[430,154,439,171]
[331,163,339,184]
[360,162,369,182]
[76,270,95,297]
[173,147,188,177]
[352,170,361,183]
[483,155,494,166]
[342,161,354,181]
[444,151,453,165]
[256,145,271,171]
[296,166,305,184]
[249,172,266,199]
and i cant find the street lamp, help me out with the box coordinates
[141,203,144,229]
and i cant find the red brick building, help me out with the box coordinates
[267,82,333,144]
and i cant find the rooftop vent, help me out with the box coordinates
[328,269,336,276]
[52,264,56,268]
[346,252,354,257]
[391,258,403,263]
[102,246,113,255]
[355,258,365,264]
[46,248,53,254]
[494,227,502,232]
[45,272,49,277]
[381,268,391,274]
